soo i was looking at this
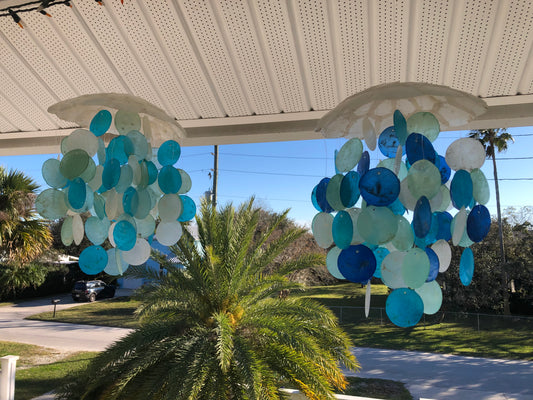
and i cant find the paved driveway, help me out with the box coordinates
[0,290,133,352]
[351,347,533,400]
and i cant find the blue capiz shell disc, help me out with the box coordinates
[467,204,491,242]
[386,288,424,327]
[359,167,400,207]
[405,133,437,165]
[460,247,475,286]
[338,244,377,283]
[413,196,432,238]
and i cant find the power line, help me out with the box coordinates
[181,152,211,158]
[220,152,327,160]
[219,168,323,178]
[195,167,533,181]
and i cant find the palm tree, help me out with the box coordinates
[0,166,52,298]
[468,128,514,314]
[0,166,52,263]
[56,198,358,400]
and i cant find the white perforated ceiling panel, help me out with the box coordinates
[415,0,452,84]
[254,0,308,113]
[294,0,338,110]
[486,0,533,97]
[108,1,197,119]
[142,0,223,118]
[336,0,370,97]
[215,1,279,115]
[0,0,530,150]
[52,5,126,94]
[75,1,164,110]
[178,0,250,117]
[449,0,497,93]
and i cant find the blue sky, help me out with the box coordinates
[1,126,532,227]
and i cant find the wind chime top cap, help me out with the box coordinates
[316,82,488,138]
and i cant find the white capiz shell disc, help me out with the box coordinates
[381,251,407,289]
[108,222,117,247]
[88,165,103,192]
[61,129,99,157]
[143,115,153,142]
[433,185,452,212]
[362,118,376,151]
[105,248,129,276]
[177,169,192,194]
[311,212,334,248]
[326,246,344,279]
[104,189,121,221]
[429,187,443,212]
[452,207,468,246]
[432,239,452,273]
[158,194,182,221]
[135,215,156,238]
[129,155,141,185]
[398,179,417,211]
[116,165,134,194]
[72,214,84,245]
[415,280,443,315]
[365,281,371,318]
[122,238,151,265]
[156,221,183,246]
[445,138,486,171]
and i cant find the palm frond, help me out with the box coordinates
[58,197,357,400]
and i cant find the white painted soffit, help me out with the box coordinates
[0,0,531,155]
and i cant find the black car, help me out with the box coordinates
[72,280,116,302]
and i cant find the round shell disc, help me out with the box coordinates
[386,288,424,327]
[312,212,334,248]
[335,138,363,172]
[445,138,486,171]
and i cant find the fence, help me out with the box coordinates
[329,306,533,332]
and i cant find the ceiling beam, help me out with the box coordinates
[1,96,532,155]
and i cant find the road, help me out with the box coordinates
[0,290,133,352]
[1,293,532,399]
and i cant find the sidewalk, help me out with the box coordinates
[350,347,533,400]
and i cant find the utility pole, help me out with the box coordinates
[212,145,218,208]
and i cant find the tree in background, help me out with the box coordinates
[56,198,358,400]
[254,208,336,286]
[0,167,52,298]
[440,208,533,314]
[468,128,514,314]
[0,263,47,299]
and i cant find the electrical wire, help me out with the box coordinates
[0,1,70,16]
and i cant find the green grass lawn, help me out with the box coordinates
[0,341,97,400]
[343,376,412,399]
[26,296,141,329]
[26,283,533,360]
[2,341,411,400]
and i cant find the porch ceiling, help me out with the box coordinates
[0,0,532,155]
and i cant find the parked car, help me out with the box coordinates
[72,280,116,302]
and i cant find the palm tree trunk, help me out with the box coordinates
[492,152,510,315]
